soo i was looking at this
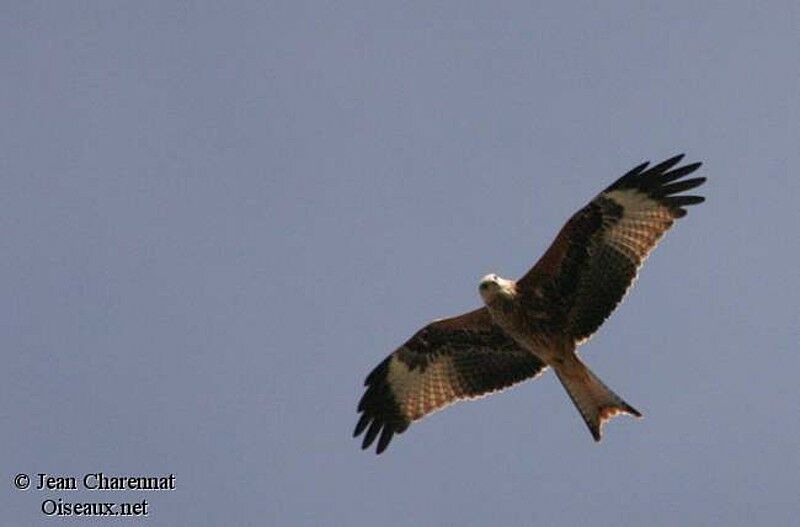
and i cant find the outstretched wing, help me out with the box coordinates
[354,308,546,454]
[518,154,705,344]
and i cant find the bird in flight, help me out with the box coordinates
[354,154,705,454]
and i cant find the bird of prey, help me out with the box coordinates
[354,154,705,454]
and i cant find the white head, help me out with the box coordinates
[478,273,516,303]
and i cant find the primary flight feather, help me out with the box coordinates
[354,154,705,454]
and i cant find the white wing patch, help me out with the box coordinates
[603,189,675,263]
[386,354,545,422]
[387,355,461,421]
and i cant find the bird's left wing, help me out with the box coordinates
[518,154,705,345]
[354,307,546,454]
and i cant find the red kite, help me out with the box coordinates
[355,155,705,453]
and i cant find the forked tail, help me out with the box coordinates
[553,355,642,441]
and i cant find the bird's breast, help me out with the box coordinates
[486,298,565,363]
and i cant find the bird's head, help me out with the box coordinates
[478,273,516,303]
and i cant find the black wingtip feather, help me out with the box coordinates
[657,177,707,196]
[658,162,703,185]
[376,426,394,454]
[354,355,410,454]
[612,160,650,188]
[664,195,705,207]
[353,413,371,437]
[362,420,383,450]
[625,160,651,177]
[647,153,685,175]
[606,154,706,216]
[364,356,389,386]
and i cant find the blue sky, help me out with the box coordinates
[2,2,799,525]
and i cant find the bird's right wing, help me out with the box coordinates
[354,308,546,454]
[518,154,705,344]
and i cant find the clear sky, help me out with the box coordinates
[2,2,799,526]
